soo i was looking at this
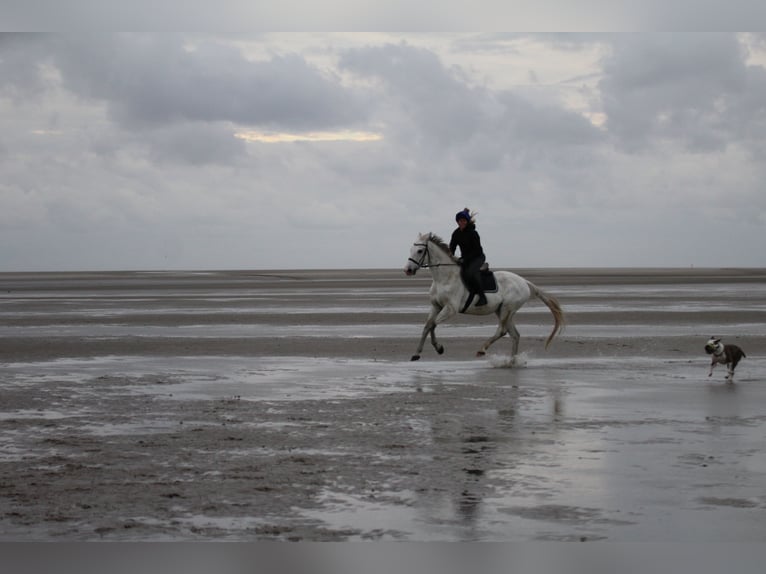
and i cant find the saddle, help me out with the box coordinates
[478,263,498,292]
[459,263,498,313]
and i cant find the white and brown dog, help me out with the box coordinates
[705,337,746,382]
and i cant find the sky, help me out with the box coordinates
[1,32,766,270]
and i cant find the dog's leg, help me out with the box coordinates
[708,360,716,377]
[724,346,745,382]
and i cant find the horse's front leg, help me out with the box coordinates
[411,305,454,361]
[411,306,438,361]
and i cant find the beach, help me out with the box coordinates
[1,268,765,541]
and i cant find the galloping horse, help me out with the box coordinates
[404,232,565,361]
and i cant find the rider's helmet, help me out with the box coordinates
[455,209,471,223]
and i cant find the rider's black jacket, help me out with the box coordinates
[449,223,484,264]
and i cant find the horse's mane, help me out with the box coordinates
[425,232,459,263]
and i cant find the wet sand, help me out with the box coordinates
[1,268,765,541]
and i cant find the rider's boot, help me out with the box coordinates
[476,292,488,306]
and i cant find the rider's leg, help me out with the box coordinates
[466,257,487,306]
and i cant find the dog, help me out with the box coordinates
[705,336,746,382]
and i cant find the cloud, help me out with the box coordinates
[1,34,381,166]
[340,42,490,147]
[61,35,368,130]
[338,41,603,174]
[144,122,248,165]
[2,34,369,133]
[2,33,766,271]
[0,33,53,97]
[599,34,766,154]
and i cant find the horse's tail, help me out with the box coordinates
[527,281,565,349]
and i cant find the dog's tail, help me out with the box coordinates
[527,281,565,349]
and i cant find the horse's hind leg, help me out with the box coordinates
[507,320,521,358]
[484,317,521,364]
[477,308,512,356]
[477,324,506,356]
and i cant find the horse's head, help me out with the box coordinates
[404,233,431,276]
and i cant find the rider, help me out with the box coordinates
[449,208,487,307]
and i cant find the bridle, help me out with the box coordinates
[408,242,431,269]
[408,237,459,269]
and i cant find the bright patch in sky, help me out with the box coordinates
[234,130,383,143]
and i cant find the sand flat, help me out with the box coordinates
[0,268,764,540]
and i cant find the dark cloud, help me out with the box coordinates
[722,64,766,156]
[339,41,602,172]
[340,42,487,145]
[143,122,247,165]
[627,0,766,32]
[3,34,368,132]
[497,92,602,148]
[599,34,765,153]
[1,33,375,165]
[0,33,52,97]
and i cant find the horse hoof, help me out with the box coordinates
[476,351,486,357]
[411,355,421,361]
[437,346,444,355]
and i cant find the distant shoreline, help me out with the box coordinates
[2,266,765,275]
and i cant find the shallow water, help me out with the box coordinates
[3,350,765,541]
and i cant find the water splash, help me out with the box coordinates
[488,352,529,369]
